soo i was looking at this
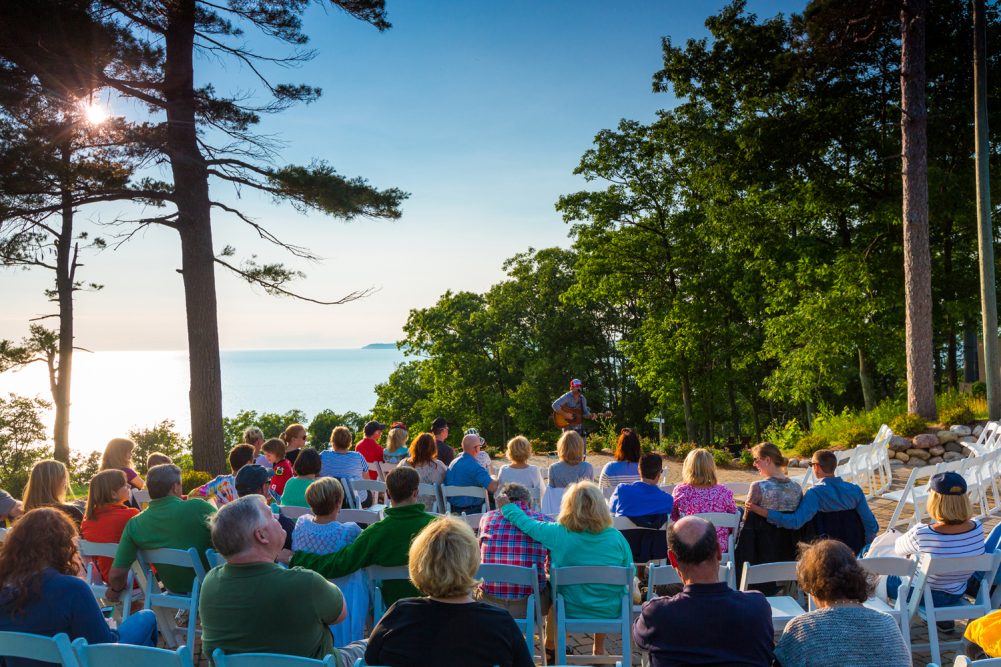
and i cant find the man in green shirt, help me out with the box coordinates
[292,466,436,605]
[107,464,216,598]
[199,496,366,666]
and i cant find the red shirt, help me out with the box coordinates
[270,458,293,496]
[80,502,140,583]
[355,437,384,480]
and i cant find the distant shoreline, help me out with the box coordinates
[362,343,397,350]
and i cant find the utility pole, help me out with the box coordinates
[973,0,1001,419]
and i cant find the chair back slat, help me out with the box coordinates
[858,556,916,578]
[551,565,632,587]
[279,505,309,520]
[0,631,78,667]
[73,640,194,667]
[692,512,739,529]
[739,561,798,590]
[477,563,537,586]
[138,547,207,581]
[78,540,119,560]
[205,549,226,569]
[213,649,337,667]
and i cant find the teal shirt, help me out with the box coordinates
[501,503,633,620]
[280,477,313,508]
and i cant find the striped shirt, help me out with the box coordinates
[319,450,368,481]
[598,461,640,490]
[895,519,984,594]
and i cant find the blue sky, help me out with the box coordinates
[2,0,804,350]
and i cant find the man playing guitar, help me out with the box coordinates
[552,379,598,436]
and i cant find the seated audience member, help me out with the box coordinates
[384,422,410,463]
[23,459,82,525]
[0,489,23,524]
[145,452,173,469]
[235,464,294,551]
[465,428,493,471]
[320,425,369,484]
[774,539,909,667]
[633,516,773,667]
[292,467,435,606]
[356,420,386,480]
[107,464,216,601]
[547,430,594,488]
[598,428,642,490]
[292,478,362,554]
[888,471,984,631]
[444,432,499,514]
[100,438,145,491]
[199,496,366,666]
[193,443,256,507]
[478,483,554,658]
[0,508,157,665]
[366,516,533,667]
[497,436,545,494]
[499,480,634,657]
[244,426,269,469]
[261,438,292,499]
[280,422,308,465]
[610,453,674,563]
[671,448,737,553]
[399,432,447,510]
[745,449,878,553]
[80,470,139,585]
[432,417,455,466]
[280,448,322,508]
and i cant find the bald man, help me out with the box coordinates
[633,517,774,667]
[443,433,499,514]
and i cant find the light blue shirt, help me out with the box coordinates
[766,476,879,543]
[444,453,493,509]
[551,390,590,417]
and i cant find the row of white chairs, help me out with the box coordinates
[791,424,895,497]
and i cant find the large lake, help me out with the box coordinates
[0,348,407,453]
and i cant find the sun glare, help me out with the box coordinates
[82,102,109,125]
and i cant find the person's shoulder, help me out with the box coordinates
[43,568,92,596]
[184,497,217,513]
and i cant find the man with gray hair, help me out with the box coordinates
[107,464,216,600]
[443,431,499,514]
[633,516,773,666]
[198,496,366,665]
[243,426,269,469]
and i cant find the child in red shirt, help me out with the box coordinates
[80,469,139,584]
[263,438,293,498]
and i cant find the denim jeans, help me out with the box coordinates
[886,574,970,608]
[116,609,158,647]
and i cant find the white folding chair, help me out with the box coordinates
[739,561,806,633]
[693,512,739,582]
[78,540,134,622]
[541,486,565,516]
[337,508,382,525]
[375,460,398,481]
[910,551,1001,667]
[645,562,731,601]
[884,461,945,530]
[964,449,1001,517]
[343,478,387,513]
[214,649,337,667]
[457,512,487,535]
[0,631,78,667]
[136,547,207,649]
[73,640,194,667]
[367,564,411,621]
[441,485,489,514]
[417,482,443,514]
[279,505,309,520]
[477,563,543,661]
[966,421,1001,456]
[130,489,151,507]
[205,548,226,568]
[950,658,1001,666]
[855,556,916,650]
[551,565,633,667]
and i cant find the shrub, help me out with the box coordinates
[0,393,52,497]
[181,470,213,495]
[794,434,831,458]
[129,420,189,474]
[529,438,553,455]
[640,436,659,455]
[889,413,927,437]
[587,434,609,454]
[833,424,873,449]
[972,381,988,398]
[708,447,731,468]
[222,409,308,448]
[739,448,754,468]
[674,442,696,461]
[69,451,102,488]
[307,409,366,450]
[762,418,804,452]
[939,403,974,426]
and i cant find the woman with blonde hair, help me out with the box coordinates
[670,448,737,554]
[547,430,593,488]
[498,481,633,657]
[80,470,139,585]
[497,436,544,492]
[100,438,144,490]
[399,432,447,510]
[23,459,82,525]
[383,423,410,463]
[366,516,533,667]
[279,422,308,465]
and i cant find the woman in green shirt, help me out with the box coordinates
[281,449,321,508]
[499,480,633,659]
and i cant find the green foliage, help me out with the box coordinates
[889,413,928,437]
[972,382,987,398]
[0,393,51,497]
[129,420,189,474]
[673,443,696,462]
[739,448,755,467]
[707,447,731,468]
[222,409,308,448]
[181,471,212,495]
[794,434,831,458]
[809,399,905,445]
[832,424,874,449]
[69,451,101,488]
[936,390,986,422]
[587,434,609,454]
[762,419,804,453]
[939,403,975,426]
[307,410,365,450]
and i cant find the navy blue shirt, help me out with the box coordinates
[633,582,774,667]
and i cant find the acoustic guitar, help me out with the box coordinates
[553,407,613,429]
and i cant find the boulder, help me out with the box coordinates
[906,448,931,460]
[974,424,985,438]
[912,433,938,448]
[788,458,799,468]
[929,445,945,457]
[889,458,905,467]
[927,456,944,465]
[943,451,963,462]
[890,436,912,452]
[945,441,965,453]
[950,424,973,437]
[905,458,923,467]
[961,435,978,444]
[937,430,959,444]
[895,452,910,463]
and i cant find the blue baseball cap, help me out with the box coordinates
[930,471,967,496]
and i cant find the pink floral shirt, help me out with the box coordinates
[670,483,738,553]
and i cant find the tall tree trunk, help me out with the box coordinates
[165,2,226,474]
[858,347,876,411]
[680,373,696,443]
[946,325,958,389]
[901,0,937,419]
[964,321,980,382]
[52,142,73,464]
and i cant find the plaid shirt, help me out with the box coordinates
[478,501,550,599]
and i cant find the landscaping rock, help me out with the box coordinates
[895,452,910,463]
[927,456,944,465]
[906,448,931,460]
[943,452,963,462]
[890,436,912,452]
[905,458,923,467]
[950,425,973,437]
[974,424,985,438]
[945,441,966,453]
[889,458,905,467]
[929,445,945,457]
[937,430,959,444]
[913,434,939,448]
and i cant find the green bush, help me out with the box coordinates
[307,409,366,450]
[739,448,754,467]
[762,418,804,452]
[708,447,731,468]
[0,394,52,498]
[939,403,974,426]
[973,381,988,398]
[587,434,609,454]
[222,409,308,448]
[794,434,831,458]
[674,442,696,462]
[181,470,213,495]
[640,436,659,455]
[833,424,873,449]
[69,451,102,488]
[529,438,553,455]
[129,420,189,474]
[889,413,928,437]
